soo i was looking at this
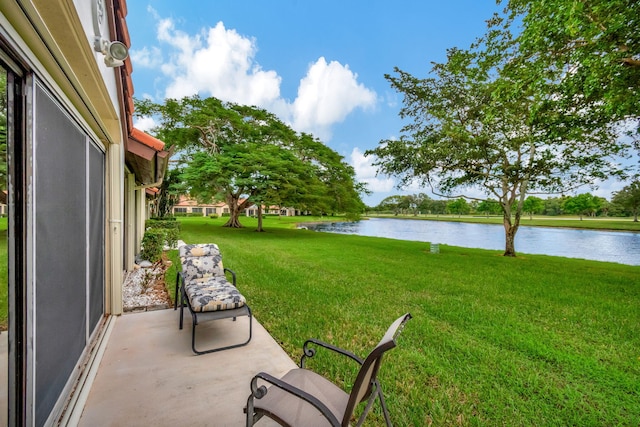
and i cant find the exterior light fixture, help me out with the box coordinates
[92,0,128,67]
[94,38,129,67]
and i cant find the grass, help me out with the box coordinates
[167,216,640,426]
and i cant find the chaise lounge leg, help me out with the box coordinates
[179,285,187,330]
[190,307,253,355]
[174,272,182,310]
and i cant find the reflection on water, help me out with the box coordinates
[305,218,640,266]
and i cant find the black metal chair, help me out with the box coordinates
[245,313,411,426]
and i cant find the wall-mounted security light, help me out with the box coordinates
[92,0,128,67]
[94,37,129,67]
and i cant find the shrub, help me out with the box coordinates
[208,214,219,219]
[150,216,177,221]
[140,229,164,262]
[145,219,181,248]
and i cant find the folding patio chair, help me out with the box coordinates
[245,313,412,426]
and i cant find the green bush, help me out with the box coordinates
[150,216,177,221]
[164,227,179,248]
[208,213,219,219]
[140,229,164,262]
[145,219,181,248]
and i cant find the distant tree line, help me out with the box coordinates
[369,182,640,221]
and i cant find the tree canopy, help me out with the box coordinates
[503,0,640,133]
[366,3,634,256]
[612,181,640,222]
[136,96,364,228]
[562,193,600,220]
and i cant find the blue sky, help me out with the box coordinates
[125,1,626,206]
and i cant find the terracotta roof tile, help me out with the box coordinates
[130,128,165,151]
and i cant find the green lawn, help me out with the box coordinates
[167,216,640,426]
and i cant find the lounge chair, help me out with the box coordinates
[176,243,252,355]
[245,313,411,426]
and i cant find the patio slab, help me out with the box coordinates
[78,308,295,426]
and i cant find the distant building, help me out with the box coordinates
[172,196,229,216]
[173,196,302,217]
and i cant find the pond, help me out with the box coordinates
[304,217,640,266]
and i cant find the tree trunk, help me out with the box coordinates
[504,222,518,257]
[502,208,521,257]
[256,204,265,232]
[223,195,244,228]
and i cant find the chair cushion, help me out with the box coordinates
[179,243,220,258]
[181,254,225,283]
[185,278,246,312]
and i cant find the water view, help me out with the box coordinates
[304,217,640,266]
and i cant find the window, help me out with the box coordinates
[33,82,105,425]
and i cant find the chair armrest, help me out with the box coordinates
[224,268,236,286]
[250,372,341,427]
[300,338,363,368]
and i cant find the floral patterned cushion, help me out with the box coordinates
[179,243,220,258]
[181,254,225,284]
[179,243,225,283]
[185,277,246,312]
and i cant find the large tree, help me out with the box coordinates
[522,196,544,220]
[294,133,366,218]
[612,181,640,222]
[367,17,631,256]
[136,96,363,228]
[503,0,640,135]
[563,193,600,220]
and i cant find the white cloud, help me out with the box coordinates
[155,19,283,106]
[292,58,377,140]
[135,12,377,141]
[134,116,157,132]
[350,147,395,193]
[129,46,163,69]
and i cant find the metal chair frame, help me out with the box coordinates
[175,244,252,355]
[245,313,412,426]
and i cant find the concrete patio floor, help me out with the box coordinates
[77,308,296,426]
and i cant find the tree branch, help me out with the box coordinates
[621,57,640,68]
[192,125,220,153]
